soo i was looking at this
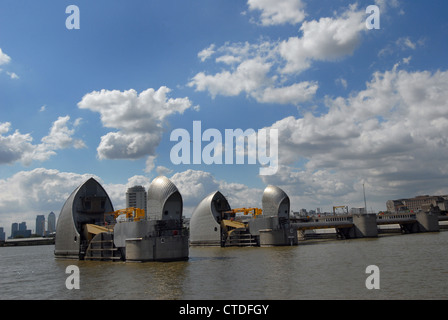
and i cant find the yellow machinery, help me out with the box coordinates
[223,207,262,217]
[333,206,348,215]
[220,207,262,239]
[107,207,145,222]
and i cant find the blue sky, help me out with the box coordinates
[1,0,448,234]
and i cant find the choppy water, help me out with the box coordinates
[1,231,447,300]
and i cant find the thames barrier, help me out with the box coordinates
[54,176,447,262]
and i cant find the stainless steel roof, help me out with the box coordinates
[189,191,230,245]
[262,185,290,218]
[147,176,182,220]
[55,177,114,259]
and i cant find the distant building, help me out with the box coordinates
[36,215,45,236]
[126,185,147,217]
[47,212,56,234]
[386,195,448,213]
[0,227,5,241]
[11,221,31,238]
[10,223,18,239]
[19,221,27,231]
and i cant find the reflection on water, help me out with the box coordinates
[1,232,447,299]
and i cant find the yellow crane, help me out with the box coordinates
[107,207,145,222]
[333,206,348,215]
[223,207,262,217]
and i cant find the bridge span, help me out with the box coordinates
[290,212,444,239]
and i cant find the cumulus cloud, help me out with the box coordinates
[6,71,19,80]
[278,4,365,74]
[0,48,11,66]
[78,86,195,165]
[261,66,448,211]
[247,0,306,26]
[189,4,367,105]
[189,47,318,105]
[0,116,85,166]
[198,44,216,62]
[190,57,272,98]
[0,48,19,80]
[253,81,318,104]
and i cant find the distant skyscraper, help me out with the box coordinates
[36,215,45,236]
[12,222,31,238]
[0,227,5,241]
[48,212,56,234]
[19,222,27,231]
[11,223,18,238]
[126,185,147,217]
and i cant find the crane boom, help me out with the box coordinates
[223,207,262,217]
[333,206,348,215]
[106,207,145,222]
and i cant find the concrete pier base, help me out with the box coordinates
[259,228,298,246]
[415,212,440,232]
[351,214,378,238]
[125,235,189,262]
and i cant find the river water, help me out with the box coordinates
[1,231,447,300]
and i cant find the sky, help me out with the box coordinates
[1,0,448,236]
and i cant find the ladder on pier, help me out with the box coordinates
[224,229,258,247]
[84,232,122,261]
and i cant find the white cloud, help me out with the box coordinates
[189,51,318,105]
[0,122,35,165]
[0,48,11,66]
[375,0,401,12]
[253,81,318,104]
[144,155,157,173]
[189,57,272,98]
[190,4,367,105]
[41,116,85,151]
[6,71,19,79]
[247,0,306,26]
[378,37,424,57]
[0,116,84,166]
[336,78,348,89]
[0,48,19,80]
[156,165,173,176]
[278,5,365,74]
[198,44,216,62]
[78,86,195,164]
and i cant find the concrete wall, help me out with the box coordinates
[416,212,440,232]
[259,227,298,246]
[352,214,378,238]
[125,235,189,262]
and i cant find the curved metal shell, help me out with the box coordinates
[189,191,231,246]
[262,185,290,219]
[54,178,114,259]
[147,176,182,220]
